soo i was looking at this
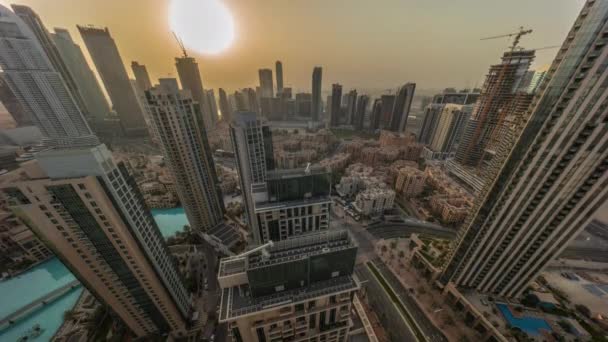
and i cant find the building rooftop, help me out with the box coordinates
[254,195,331,211]
[219,274,359,321]
[219,230,356,277]
[266,166,328,180]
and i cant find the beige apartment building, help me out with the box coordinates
[1,145,190,338]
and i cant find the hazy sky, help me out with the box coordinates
[4,0,585,94]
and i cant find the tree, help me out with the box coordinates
[398,251,405,258]
[63,309,76,322]
[575,304,591,318]
[521,293,540,308]
[381,245,388,254]
[390,241,397,249]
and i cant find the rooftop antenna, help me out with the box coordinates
[172,31,188,58]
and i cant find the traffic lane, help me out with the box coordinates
[354,264,418,342]
[371,259,447,342]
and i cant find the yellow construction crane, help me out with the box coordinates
[480,26,533,51]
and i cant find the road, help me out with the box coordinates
[355,264,418,342]
[331,201,446,342]
[369,259,447,342]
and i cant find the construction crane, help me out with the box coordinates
[531,45,561,52]
[480,26,533,51]
[172,31,188,58]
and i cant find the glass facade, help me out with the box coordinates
[266,172,331,203]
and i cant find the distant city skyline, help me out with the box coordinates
[1,0,585,93]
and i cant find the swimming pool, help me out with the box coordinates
[0,208,188,340]
[496,303,552,335]
[151,207,190,237]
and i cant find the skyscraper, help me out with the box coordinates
[78,26,147,136]
[330,84,343,127]
[379,94,395,129]
[454,49,534,167]
[369,98,382,130]
[258,68,274,99]
[344,89,358,125]
[230,112,275,243]
[51,28,112,127]
[11,5,90,123]
[230,112,332,244]
[131,61,153,92]
[275,60,284,94]
[418,104,444,145]
[205,89,220,126]
[311,66,322,121]
[0,78,31,127]
[353,95,369,131]
[218,88,233,122]
[1,6,191,338]
[218,230,360,342]
[2,145,190,338]
[295,92,312,117]
[440,0,608,298]
[175,56,214,131]
[389,83,416,133]
[0,6,99,147]
[146,79,225,233]
[424,104,471,160]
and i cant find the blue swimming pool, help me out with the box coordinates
[497,303,552,335]
[151,207,190,237]
[0,208,188,340]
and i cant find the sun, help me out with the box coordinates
[169,0,235,55]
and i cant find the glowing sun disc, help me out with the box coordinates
[169,0,235,55]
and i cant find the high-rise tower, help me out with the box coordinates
[258,68,274,99]
[0,6,99,147]
[440,0,608,298]
[131,61,153,92]
[275,60,284,95]
[175,56,215,131]
[218,88,233,122]
[389,83,416,133]
[311,67,323,121]
[330,84,343,127]
[11,5,91,123]
[78,26,148,136]
[146,79,225,233]
[2,145,190,338]
[454,50,534,167]
[51,28,112,128]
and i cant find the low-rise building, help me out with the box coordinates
[354,187,395,216]
[395,167,427,198]
[318,153,351,174]
[429,195,471,224]
[378,130,415,147]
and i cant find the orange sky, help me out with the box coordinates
[3,0,585,94]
